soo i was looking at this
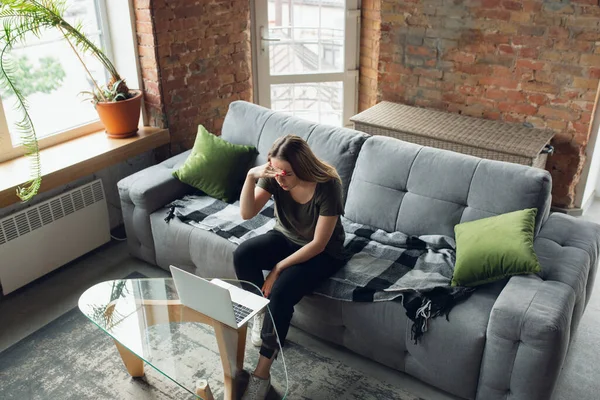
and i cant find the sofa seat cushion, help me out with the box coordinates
[150,209,238,279]
[291,294,346,345]
[293,280,505,400]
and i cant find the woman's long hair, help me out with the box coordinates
[268,134,340,183]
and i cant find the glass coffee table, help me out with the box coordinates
[78,278,288,399]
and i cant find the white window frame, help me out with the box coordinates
[0,0,144,164]
[252,0,361,127]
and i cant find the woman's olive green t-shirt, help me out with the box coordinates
[257,177,348,260]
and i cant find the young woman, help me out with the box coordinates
[234,134,348,400]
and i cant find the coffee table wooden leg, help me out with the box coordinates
[214,323,242,400]
[196,379,215,400]
[237,324,247,370]
[114,340,144,377]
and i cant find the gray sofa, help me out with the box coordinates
[118,101,600,400]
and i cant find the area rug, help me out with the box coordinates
[0,274,422,400]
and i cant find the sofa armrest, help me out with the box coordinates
[117,151,193,264]
[118,150,193,213]
[534,212,600,309]
[476,275,575,400]
[476,213,600,400]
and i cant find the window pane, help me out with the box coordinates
[271,82,343,126]
[267,0,345,75]
[5,0,108,146]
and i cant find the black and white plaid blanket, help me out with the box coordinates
[166,195,474,342]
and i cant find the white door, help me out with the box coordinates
[254,0,360,127]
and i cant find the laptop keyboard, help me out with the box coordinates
[233,302,253,324]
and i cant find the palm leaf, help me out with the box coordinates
[0,0,128,201]
[0,31,41,201]
[0,1,55,201]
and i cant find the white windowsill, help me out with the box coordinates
[0,126,170,208]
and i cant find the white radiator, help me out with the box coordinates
[0,179,110,295]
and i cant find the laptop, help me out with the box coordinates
[169,265,269,329]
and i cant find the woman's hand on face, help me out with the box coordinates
[248,162,284,180]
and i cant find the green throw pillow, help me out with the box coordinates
[173,125,257,202]
[452,208,541,287]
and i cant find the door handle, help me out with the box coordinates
[260,26,280,52]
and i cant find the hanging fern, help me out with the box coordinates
[0,21,43,201]
[0,0,129,201]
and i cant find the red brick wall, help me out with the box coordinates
[134,0,253,154]
[359,0,381,111]
[134,0,167,129]
[372,0,600,208]
[133,0,598,207]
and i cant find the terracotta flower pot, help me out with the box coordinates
[95,90,143,138]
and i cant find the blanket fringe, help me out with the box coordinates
[406,286,475,344]
[415,299,432,337]
[164,205,176,223]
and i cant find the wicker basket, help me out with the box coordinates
[350,102,555,169]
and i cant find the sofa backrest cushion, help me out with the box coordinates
[221,101,274,148]
[345,136,552,237]
[221,101,369,202]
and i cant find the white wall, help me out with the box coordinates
[104,0,147,125]
[581,122,600,208]
[575,88,600,210]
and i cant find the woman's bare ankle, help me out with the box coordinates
[253,369,269,380]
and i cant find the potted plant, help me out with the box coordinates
[80,79,142,139]
[0,0,142,201]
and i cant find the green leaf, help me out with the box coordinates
[111,79,122,92]
[0,0,127,202]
